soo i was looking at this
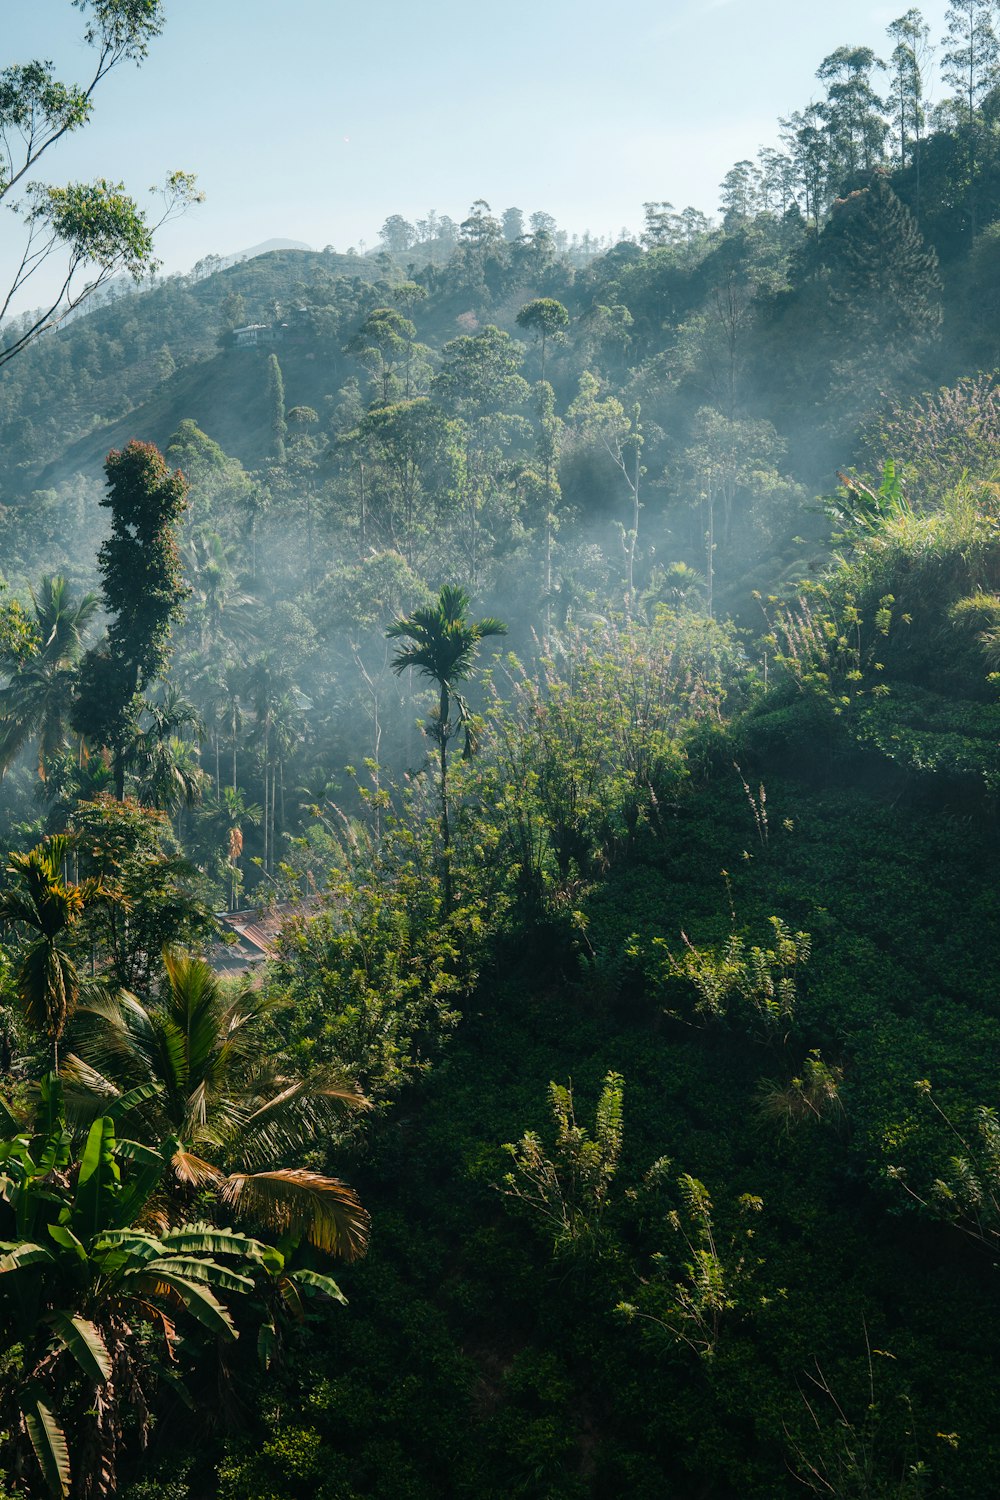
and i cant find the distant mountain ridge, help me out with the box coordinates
[222,237,313,264]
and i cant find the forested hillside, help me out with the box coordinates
[4,4,1000,1497]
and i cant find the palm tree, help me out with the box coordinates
[205,783,262,910]
[387,584,506,907]
[0,576,99,779]
[0,836,102,1066]
[126,689,206,814]
[64,950,370,1258]
[0,1099,345,1500]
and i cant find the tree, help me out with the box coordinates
[887,10,931,178]
[529,210,558,238]
[0,1095,348,1499]
[68,796,215,994]
[0,836,101,1066]
[515,297,569,380]
[567,373,644,613]
[824,174,942,378]
[65,950,370,1257]
[345,306,422,403]
[432,327,531,588]
[781,105,832,221]
[942,0,998,121]
[817,46,888,189]
[501,205,525,241]
[459,199,502,248]
[348,398,459,564]
[0,3,202,366]
[378,213,415,254]
[720,161,760,223]
[0,577,98,780]
[533,379,564,606]
[72,442,189,798]
[387,585,506,907]
[267,352,286,461]
[941,0,999,234]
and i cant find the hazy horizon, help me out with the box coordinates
[1,0,954,317]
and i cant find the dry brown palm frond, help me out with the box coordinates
[219,1168,370,1261]
[171,1149,224,1188]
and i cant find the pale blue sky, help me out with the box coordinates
[3,0,953,303]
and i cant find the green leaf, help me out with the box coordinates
[0,1242,55,1271]
[106,1082,164,1121]
[161,1226,265,1259]
[23,1396,70,1498]
[130,1271,237,1339]
[47,1224,86,1261]
[71,1117,120,1237]
[144,1256,254,1295]
[91,1228,164,1259]
[257,1320,278,1370]
[291,1268,348,1305]
[46,1311,112,1384]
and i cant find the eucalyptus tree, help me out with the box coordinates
[817,46,888,189]
[942,0,999,122]
[345,306,425,404]
[378,213,416,254]
[567,373,645,614]
[459,199,503,249]
[780,105,831,221]
[887,9,932,180]
[941,0,1000,234]
[387,586,507,908]
[346,398,459,565]
[515,297,570,381]
[0,2,202,367]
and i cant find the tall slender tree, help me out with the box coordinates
[387,586,506,909]
[72,442,189,798]
[267,352,287,461]
[941,0,999,236]
[887,10,931,177]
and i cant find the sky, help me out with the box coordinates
[2,0,955,311]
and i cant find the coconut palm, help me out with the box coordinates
[63,950,370,1259]
[387,584,506,906]
[0,576,99,780]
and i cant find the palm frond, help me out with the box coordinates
[219,1168,370,1260]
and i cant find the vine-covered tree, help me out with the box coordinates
[72,442,190,798]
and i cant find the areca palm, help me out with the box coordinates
[387,584,506,905]
[0,837,102,1064]
[127,689,206,813]
[64,950,370,1259]
[0,576,99,779]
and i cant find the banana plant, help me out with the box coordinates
[0,1089,345,1498]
